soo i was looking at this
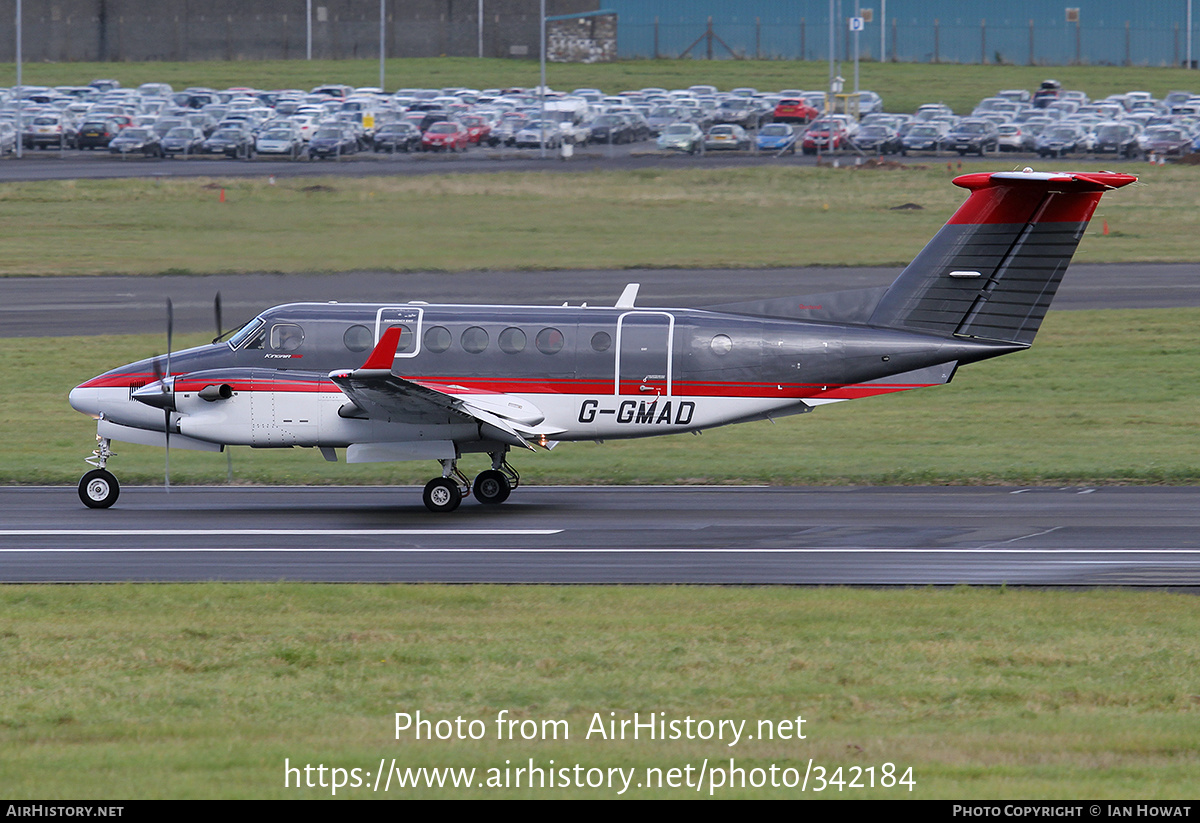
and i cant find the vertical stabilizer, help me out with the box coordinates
[869,170,1136,344]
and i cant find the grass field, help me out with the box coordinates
[8,57,1200,117]
[0,163,1192,277]
[2,585,1198,799]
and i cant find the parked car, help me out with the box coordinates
[1092,122,1141,158]
[161,126,206,157]
[107,127,164,157]
[25,113,75,149]
[802,119,851,154]
[1035,124,1086,157]
[755,123,797,154]
[372,122,422,153]
[704,124,751,151]
[256,126,305,159]
[588,113,631,144]
[900,124,947,155]
[1138,125,1192,158]
[996,124,1033,153]
[308,125,360,158]
[851,124,903,154]
[943,119,999,156]
[202,127,256,159]
[513,120,559,149]
[656,122,704,154]
[772,98,818,125]
[75,118,121,149]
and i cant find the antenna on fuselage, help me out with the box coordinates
[615,283,640,308]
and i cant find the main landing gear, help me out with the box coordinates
[421,451,520,513]
[78,437,120,508]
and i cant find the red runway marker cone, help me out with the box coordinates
[219,188,225,203]
[1103,219,1109,235]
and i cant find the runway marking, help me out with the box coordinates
[0,529,560,537]
[1,546,1199,554]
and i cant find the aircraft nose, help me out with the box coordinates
[69,384,102,417]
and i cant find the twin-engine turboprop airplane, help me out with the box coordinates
[69,169,1135,511]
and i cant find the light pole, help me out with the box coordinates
[306,0,312,60]
[15,0,21,159]
[539,0,546,159]
[379,0,385,91]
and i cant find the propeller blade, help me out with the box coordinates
[164,298,173,493]
[213,292,223,343]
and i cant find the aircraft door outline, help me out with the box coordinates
[614,311,674,397]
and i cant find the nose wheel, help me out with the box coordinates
[79,468,120,509]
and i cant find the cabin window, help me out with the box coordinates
[343,324,372,352]
[387,324,415,352]
[424,325,451,353]
[536,327,565,355]
[270,323,304,351]
[710,334,733,356]
[461,326,489,354]
[498,327,526,354]
[590,331,611,352]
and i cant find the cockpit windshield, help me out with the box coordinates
[227,317,266,349]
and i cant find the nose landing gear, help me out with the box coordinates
[78,436,120,508]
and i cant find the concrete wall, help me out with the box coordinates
[0,0,599,63]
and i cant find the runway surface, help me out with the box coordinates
[5,263,1198,338]
[3,485,1199,585]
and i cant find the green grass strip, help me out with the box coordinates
[2,584,1197,798]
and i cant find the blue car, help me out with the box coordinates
[755,123,796,154]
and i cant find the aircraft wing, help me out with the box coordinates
[328,327,564,449]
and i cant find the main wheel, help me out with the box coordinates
[423,477,462,513]
[473,470,511,505]
[79,469,119,509]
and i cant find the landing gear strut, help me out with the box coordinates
[78,436,120,508]
[473,451,519,505]
[422,450,520,512]
[422,459,471,513]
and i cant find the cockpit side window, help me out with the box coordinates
[270,323,304,351]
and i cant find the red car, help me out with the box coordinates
[773,98,818,124]
[801,119,850,154]
[459,114,492,145]
[421,121,470,152]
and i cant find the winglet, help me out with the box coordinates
[359,326,404,372]
[616,283,640,308]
